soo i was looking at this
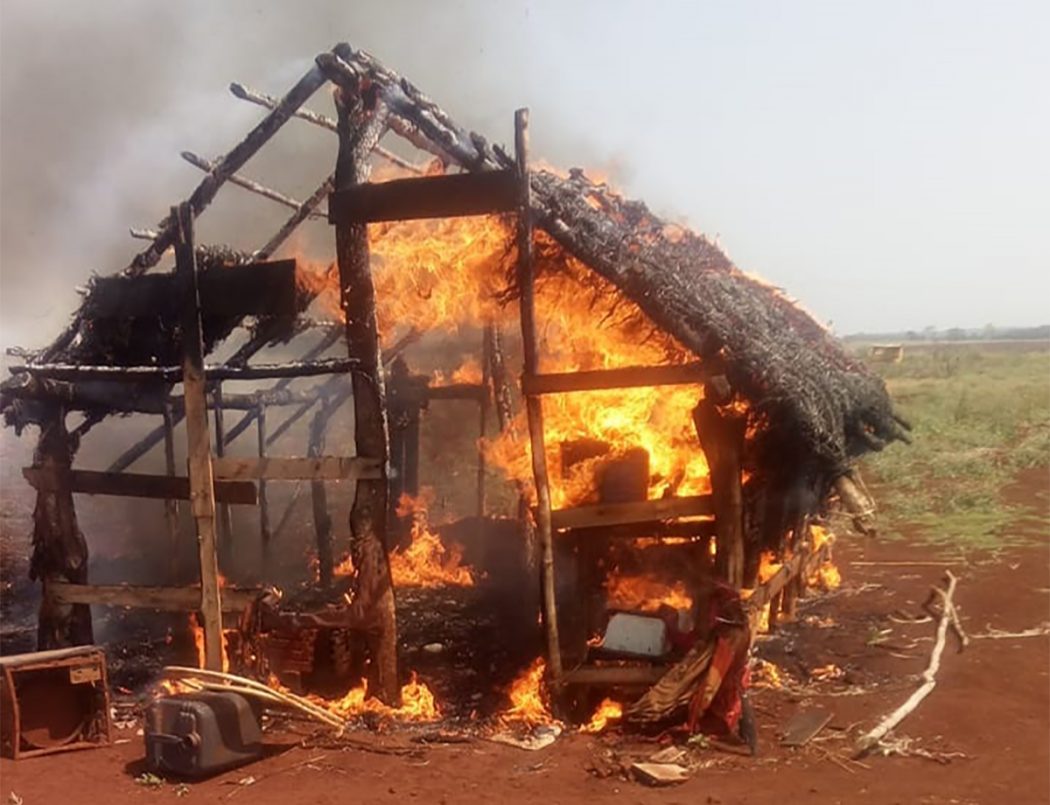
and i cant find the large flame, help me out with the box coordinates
[389,492,475,588]
[307,673,440,722]
[296,211,713,511]
[605,571,693,612]
[501,658,552,724]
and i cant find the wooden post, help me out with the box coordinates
[476,327,491,518]
[162,400,180,583]
[174,202,224,671]
[212,383,234,562]
[692,386,746,588]
[255,404,271,556]
[514,108,563,685]
[31,406,93,649]
[331,84,400,705]
[308,404,334,588]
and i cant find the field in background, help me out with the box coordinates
[854,340,1049,547]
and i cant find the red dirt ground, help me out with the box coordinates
[2,471,1048,804]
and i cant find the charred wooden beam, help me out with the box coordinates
[123,62,329,278]
[327,77,400,704]
[31,408,93,649]
[14,357,361,384]
[308,403,334,589]
[693,391,746,588]
[48,582,260,613]
[560,665,668,686]
[255,405,271,555]
[22,467,256,505]
[328,169,517,223]
[228,81,424,174]
[180,151,326,219]
[522,363,705,395]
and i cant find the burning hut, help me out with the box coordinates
[1,43,907,722]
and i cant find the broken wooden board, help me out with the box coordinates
[780,708,833,747]
[631,762,690,786]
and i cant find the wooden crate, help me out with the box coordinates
[0,646,112,759]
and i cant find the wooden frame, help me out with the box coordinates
[211,455,383,481]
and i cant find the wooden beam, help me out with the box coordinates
[328,169,517,223]
[329,79,400,704]
[22,467,256,505]
[173,202,224,672]
[521,363,705,395]
[255,405,272,554]
[48,582,259,613]
[549,495,714,531]
[514,108,563,688]
[425,383,487,402]
[13,357,360,384]
[124,61,328,276]
[89,260,298,318]
[211,455,383,481]
[180,151,327,219]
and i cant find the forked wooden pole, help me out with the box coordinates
[174,202,224,671]
[327,74,400,704]
[513,108,563,684]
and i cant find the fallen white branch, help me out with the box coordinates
[853,571,959,758]
[971,622,1050,640]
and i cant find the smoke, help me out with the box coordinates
[0,0,624,350]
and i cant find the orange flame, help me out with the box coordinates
[808,524,841,590]
[501,658,551,724]
[604,571,693,612]
[580,698,623,733]
[389,492,475,587]
[296,213,716,511]
[189,613,231,673]
[293,673,440,722]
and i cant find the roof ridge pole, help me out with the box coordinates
[513,108,564,692]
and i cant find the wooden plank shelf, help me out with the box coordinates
[549,494,714,531]
[522,363,705,395]
[328,169,518,224]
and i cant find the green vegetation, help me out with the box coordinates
[858,343,1050,547]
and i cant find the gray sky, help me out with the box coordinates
[1,0,1047,348]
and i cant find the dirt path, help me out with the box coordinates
[3,476,1047,804]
